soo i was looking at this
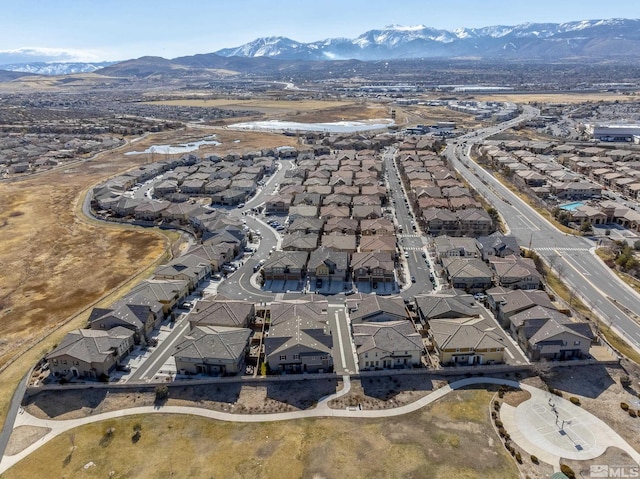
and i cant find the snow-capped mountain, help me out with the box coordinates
[215,18,640,61]
[0,61,116,76]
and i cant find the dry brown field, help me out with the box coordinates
[146,97,392,124]
[145,98,356,113]
[476,92,639,104]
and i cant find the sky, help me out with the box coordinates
[0,0,637,64]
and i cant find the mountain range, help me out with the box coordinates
[2,18,640,77]
[215,18,640,61]
[0,61,115,76]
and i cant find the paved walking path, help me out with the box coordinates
[1,377,638,474]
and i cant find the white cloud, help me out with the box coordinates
[0,47,102,64]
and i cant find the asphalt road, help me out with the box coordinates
[0,371,29,459]
[218,158,295,302]
[127,314,192,382]
[446,106,640,353]
[382,148,434,298]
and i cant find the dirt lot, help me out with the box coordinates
[477,92,639,104]
[22,375,456,420]
[23,378,340,420]
[562,447,639,479]
[329,375,447,409]
[6,388,519,479]
[0,153,168,368]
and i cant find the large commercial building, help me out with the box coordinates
[585,123,640,142]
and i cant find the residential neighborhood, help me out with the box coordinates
[37,129,617,386]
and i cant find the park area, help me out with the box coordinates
[3,387,519,479]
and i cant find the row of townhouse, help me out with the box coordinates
[395,150,496,237]
[262,249,396,285]
[414,284,594,366]
[431,233,543,293]
[566,200,640,232]
[176,293,419,377]
[47,181,251,380]
[482,141,640,202]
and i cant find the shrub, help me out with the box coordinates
[491,411,497,419]
[498,427,507,437]
[498,390,505,398]
[629,410,637,418]
[569,397,581,406]
[494,419,504,428]
[531,455,539,464]
[560,464,576,479]
[155,385,169,402]
[621,402,630,411]
[515,452,522,464]
[551,388,563,398]
[620,375,632,387]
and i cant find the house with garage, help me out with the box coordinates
[442,257,493,293]
[307,246,349,284]
[351,251,395,285]
[47,327,135,379]
[509,306,593,361]
[89,299,160,345]
[128,279,190,317]
[349,295,408,323]
[173,325,251,376]
[354,321,423,370]
[265,301,333,373]
[428,316,506,366]
[262,251,308,282]
[188,297,255,330]
[489,255,542,290]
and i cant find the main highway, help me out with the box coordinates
[446,105,640,353]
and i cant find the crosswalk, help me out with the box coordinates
[404,246,425,251]
[399,234,421,238]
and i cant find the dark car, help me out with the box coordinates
[411,276,416,283]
